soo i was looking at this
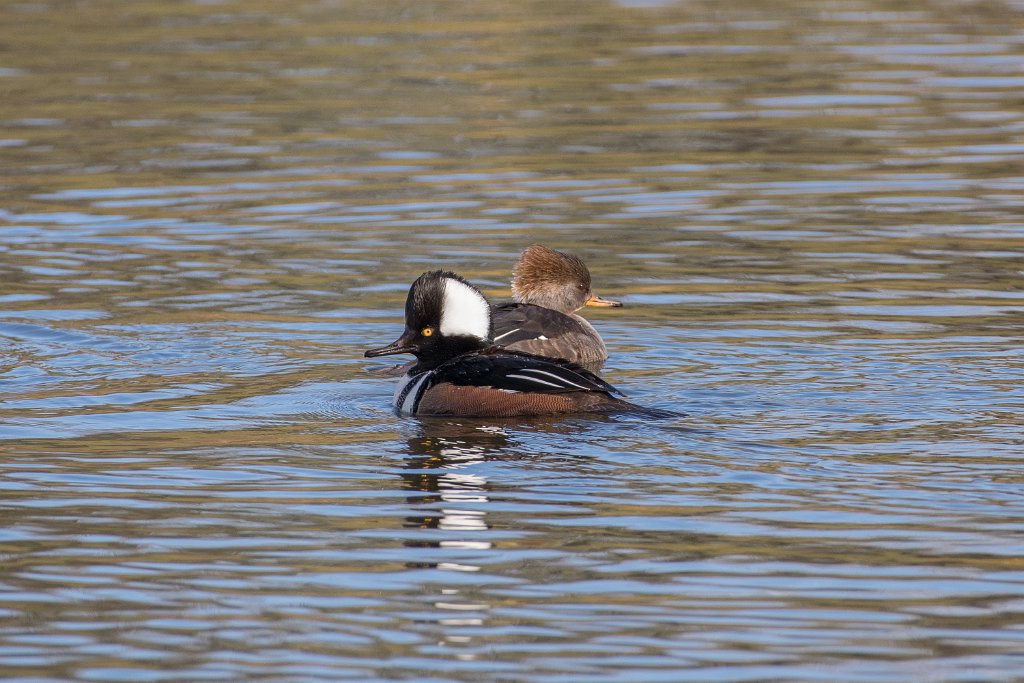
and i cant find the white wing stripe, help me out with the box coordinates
[505,373,565,389]
[493,328,520,342]
[516,367,591,390]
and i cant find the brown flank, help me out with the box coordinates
[416,383,628,417]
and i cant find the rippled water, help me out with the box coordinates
[2,1,1024,680]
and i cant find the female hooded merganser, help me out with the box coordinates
[364,270,663,418]
[492,244,621,370]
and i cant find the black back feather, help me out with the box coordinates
[430,347,622,396]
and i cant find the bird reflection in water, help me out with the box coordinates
[398,421,513,654]
[398,418,604,658]
[399,416,607,557]
[400,421,510,549]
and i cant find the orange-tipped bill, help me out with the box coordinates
[585,293,622,308]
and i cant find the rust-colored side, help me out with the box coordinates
[416,384,624,417]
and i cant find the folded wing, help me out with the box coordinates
[491,302,590,346]
[433,348,621,395]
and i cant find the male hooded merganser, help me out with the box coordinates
[492,244,621,370]
[364,270,665,417]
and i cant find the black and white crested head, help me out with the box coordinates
[405,270,491,342]
[365,271,493,368]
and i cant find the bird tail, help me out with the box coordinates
[588,395,683,418]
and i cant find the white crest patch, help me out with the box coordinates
[439,278,490,340]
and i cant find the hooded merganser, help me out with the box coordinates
[492,244,621,370]
[364,270,665,418]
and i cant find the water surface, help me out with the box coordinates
[2,1,1024,680]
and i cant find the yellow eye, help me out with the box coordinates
[421,327,433,337]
